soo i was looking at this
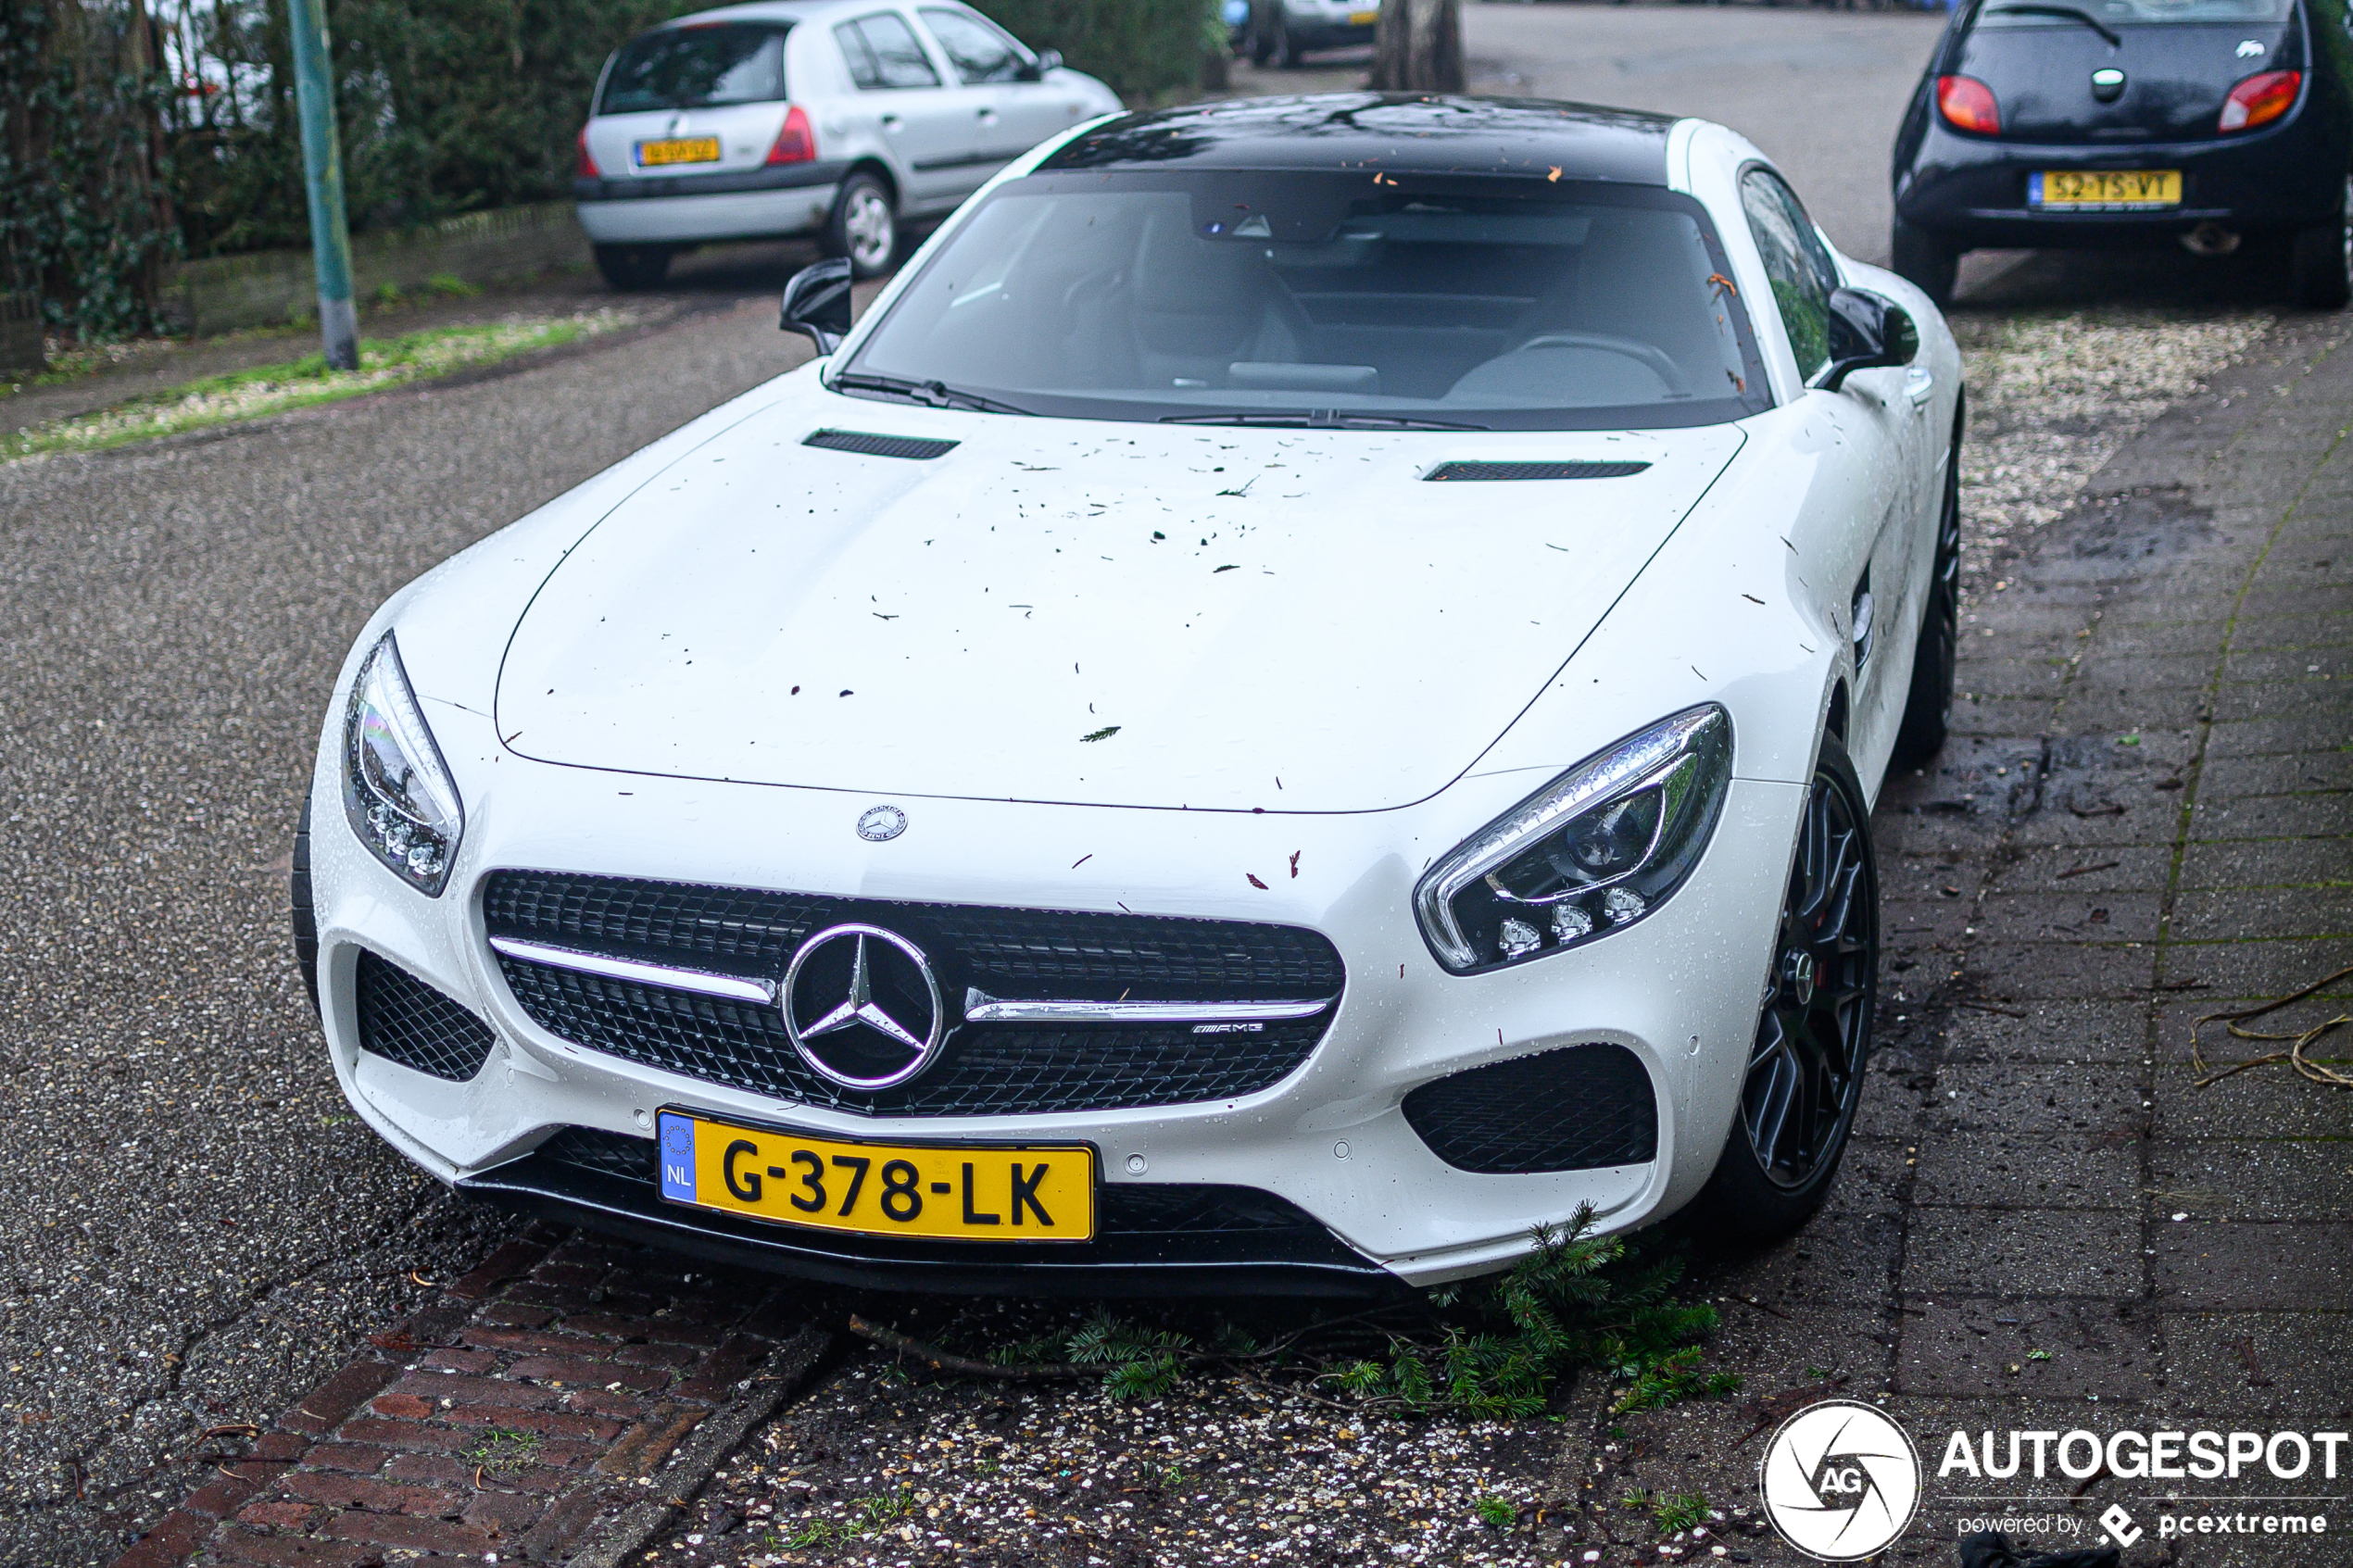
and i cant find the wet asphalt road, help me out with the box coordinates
[0,291,813,1563]
[0,8,2194,1562]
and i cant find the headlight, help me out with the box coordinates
[1414,706,1731,973]
[342,632,463,896]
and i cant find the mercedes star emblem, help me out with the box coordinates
[781,923,944,1090]
[856,804,908,842]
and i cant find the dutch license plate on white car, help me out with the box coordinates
[655,1110,1097,1241]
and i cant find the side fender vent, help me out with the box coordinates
[804,429,959,460]
[1424,459,1651,482]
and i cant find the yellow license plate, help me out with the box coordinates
[637,136,721,168]
[655,1110,1096,1241]
[1348,7,1378,20]
[2031,169,2180,208]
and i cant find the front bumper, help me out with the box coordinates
[310,709,1801,1295]
[1894,112,2343,247]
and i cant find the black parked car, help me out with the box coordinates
[1891,0,2353,306]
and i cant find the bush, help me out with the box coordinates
[166,0,704,258]
[0,0,181,338]
[971,0,1219,106]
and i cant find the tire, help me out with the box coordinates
[592,243,673,291]
[823,172,900,280]
[2289,176,2353,310]
[1891,409,1963,768]
[1272,11,1302,67]
[1891,218,1958,308]
[293,791,321,1017]
[1692,737,1878,1244]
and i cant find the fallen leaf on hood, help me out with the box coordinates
[1289,851,1301,878]
[1080,726,1120,743]
[1246,873,1268,889]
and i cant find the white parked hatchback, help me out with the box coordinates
[573,0,1121,288]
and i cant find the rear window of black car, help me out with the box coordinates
[599,23,790,115]
[1973,0,2289,26]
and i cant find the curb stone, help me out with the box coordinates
[560,1328,833,1568]
[107,1224,833,1568]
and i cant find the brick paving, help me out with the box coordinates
[1583,315,2353,1564]
[109,1228,827,1568]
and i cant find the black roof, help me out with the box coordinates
[1037,94,1678,185]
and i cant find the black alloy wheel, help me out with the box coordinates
[1891,218,1957,309]
[2289,174,2353,311]
[1891,408,1963,766]
[594,243,673,292]
[1693,739,1877,1240]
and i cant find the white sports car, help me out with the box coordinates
[299,94,1963,1298]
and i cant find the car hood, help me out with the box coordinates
[495,390,1745,812]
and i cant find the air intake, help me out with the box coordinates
[1424,459,1651,482]
[355,950,497,1082]
[803,429,959,460]
[1403,1044,1656,1173]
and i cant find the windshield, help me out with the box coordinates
[1974,0,2290,26]
[599,23,789,115]
[839,170,1770,431]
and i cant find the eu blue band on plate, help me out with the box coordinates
[2028,172,2045,205]
[658,1111,697,1201]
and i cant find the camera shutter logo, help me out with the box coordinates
[1758,1399,1921,1561]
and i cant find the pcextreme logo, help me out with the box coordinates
[1758,1399,1924,1561]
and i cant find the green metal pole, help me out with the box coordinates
[285,0,357,369]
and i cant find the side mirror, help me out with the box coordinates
[1817,287,1919,393]
[1018,47,1062,82]
[781,257,853,355]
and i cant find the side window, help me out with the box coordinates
[849,12,942,89]
[920,7,1026,82]
[834,21,882,89]
[1739,169,1840,383]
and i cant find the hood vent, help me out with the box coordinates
[1425,459,1651,482]
[804,429,959,460]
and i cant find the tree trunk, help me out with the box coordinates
[1368,0,1462,92]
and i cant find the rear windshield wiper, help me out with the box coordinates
[829,371,1036,417]
[1161,412,1491,431]
[1985,4,2121,47]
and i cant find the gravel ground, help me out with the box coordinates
[629,299,2286,1568]
[1949,307,2274,575]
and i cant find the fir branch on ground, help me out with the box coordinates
[859,1206,1741,1421]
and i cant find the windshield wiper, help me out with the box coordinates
[1161,412,1490,431]
[1985,4,2121,46]
[829,371,1036,417]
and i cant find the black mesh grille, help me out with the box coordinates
[804,429,959,460]
[484,871,1342,1115]
[1424,459,1651,482]
[1403,1045,1656,1173]
[535,1127,1321,1234]
[356,951,497,1082]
